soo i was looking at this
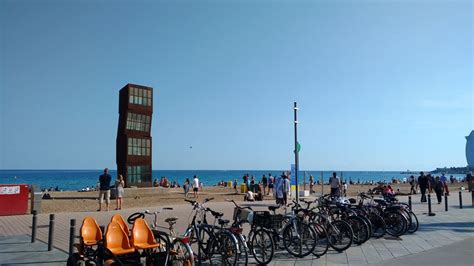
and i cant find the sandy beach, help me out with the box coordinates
[37,182,469,213]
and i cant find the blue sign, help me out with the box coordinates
[290,164,296,185]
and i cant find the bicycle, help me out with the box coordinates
[127,208,194,266]
[182,198,239,265]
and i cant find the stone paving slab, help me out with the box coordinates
[0,192,473,265]
[0,235,67,265]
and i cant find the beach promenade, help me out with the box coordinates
[0,191,473,265]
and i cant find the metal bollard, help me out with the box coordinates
[408,196,412,211]
[48,214,55,251]
[69,219,76,256]
[445,194,448,211]
[459,191,463,209]
[428,194,432,215]
[31,210,37,243]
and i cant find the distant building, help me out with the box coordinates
[467,130,474,168]
[116,84,153,187]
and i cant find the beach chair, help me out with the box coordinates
[110,214,129,234]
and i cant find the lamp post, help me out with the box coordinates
[294,102,299,203]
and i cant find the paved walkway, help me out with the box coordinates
[0,191,473,265]
[0,235,67,265]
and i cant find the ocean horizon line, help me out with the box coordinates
[0,168,428,172]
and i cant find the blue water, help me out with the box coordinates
[0,170,467,191]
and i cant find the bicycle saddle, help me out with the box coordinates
[218,219,230,225]
[164,217,179,224]
[268,206,279,212]
[209,210,223,218]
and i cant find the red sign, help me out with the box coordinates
[0,184,29,216]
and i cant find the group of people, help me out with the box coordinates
[411,172,450,204]
[153,177,180,188]
[97,168,124,212]
[183,175,201,198]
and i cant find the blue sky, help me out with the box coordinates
[0,0,472,171]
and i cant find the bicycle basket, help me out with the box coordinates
[252,211,271,227]
[233,208,252,223]
[270,214,284,230]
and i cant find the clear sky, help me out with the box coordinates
[0,0,472,171]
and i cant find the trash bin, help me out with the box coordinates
[240,183,247,194]
[0,184,29,216]
[30,185,42,214]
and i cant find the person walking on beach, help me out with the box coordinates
[268,173,274,195]
[192,175,199,198]
[98,168,112,211]
[418,172,429,203]
[183,178,190,198]
[261,175,268,196]
[329,172,341,197]
[115,175,125,210]
[233,179,238,194]
[433,176,444,204]
[409,175,417,194]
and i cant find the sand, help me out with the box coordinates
[38,182,468,213]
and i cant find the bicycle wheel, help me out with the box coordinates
[406,211,419,233]
[250,228,274,265]
[310,222,329,257]
[282,220,317,257]
[235,234,248,265]
[327,220,353,252]
[369,213,386,238]
[184,225,211,262]
[384,211,407,237]
[358,215,373,238]
[209,231,238,266]
[346,216,370,245]
[170,239,194,266]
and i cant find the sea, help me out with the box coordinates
[0,170,468,192]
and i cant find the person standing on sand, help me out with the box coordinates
[329,172,341,197]
[192,175,199,198]
[183,178,190,198]
[233,179,238,194]
[98,168,112,211]
[268,173,274,195]
[115,175,125,210]
[309,175,314,194]
[261,175,268,196]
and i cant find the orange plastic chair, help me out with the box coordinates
[105,221,136,255]
[80,216,102,246]
[130,218,160,250]
[111,214,129,234]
